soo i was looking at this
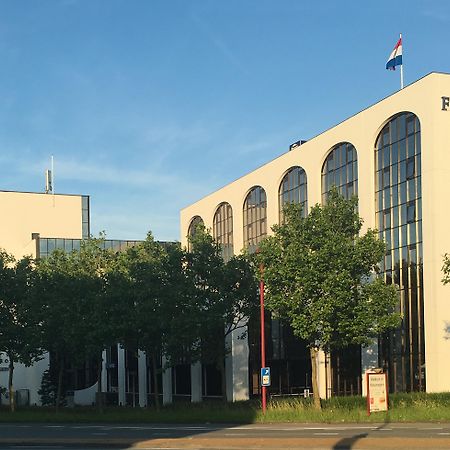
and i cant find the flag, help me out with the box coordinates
[386,37,402,71]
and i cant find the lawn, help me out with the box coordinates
[1,392,450,423]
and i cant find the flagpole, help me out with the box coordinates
[400,33,404,89]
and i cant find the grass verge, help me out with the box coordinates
[1,392,450,423]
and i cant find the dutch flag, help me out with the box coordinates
[386,37,403,71]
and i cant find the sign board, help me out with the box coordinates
[367,371,388,414]
[261,367,271,387]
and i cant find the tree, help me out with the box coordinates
[256,190,400,408]
[35,238,114,411]
[109,233,187,409]
[185,226,258,401]
[0,250,43,412]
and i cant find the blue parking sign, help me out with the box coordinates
[261,367,271,387]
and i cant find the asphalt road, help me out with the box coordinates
[1,422,450,449]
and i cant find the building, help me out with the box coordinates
[0,189,187,407]
[0,189,89,405]
[180,72,450,398]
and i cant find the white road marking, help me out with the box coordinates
[314,432,339,435]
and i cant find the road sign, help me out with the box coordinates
[261,367,271,387]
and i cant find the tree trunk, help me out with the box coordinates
[310,346,321,410]
[151,353,160,411]
[97,352,104,413]
[8,353,15,413]
[55,354,64,413]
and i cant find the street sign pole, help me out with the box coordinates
[259,261,267,414]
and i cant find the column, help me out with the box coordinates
[101,350,107,393]
[162,356,172,405]
[190,362,202,403]
[117,344,126,406]
[225,324,250,402]
[138,350,148,407]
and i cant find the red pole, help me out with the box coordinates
[259,262,267,414]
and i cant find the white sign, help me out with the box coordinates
[367,372,388,413]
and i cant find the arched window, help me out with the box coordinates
[279,166,308,222]
[187,215,204,250]
[243,186,267,251]
[375,112,424,392]
[213,202,234,262]
[321,142,358,201]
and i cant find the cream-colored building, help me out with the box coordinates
[181,72,450,398]
[0,190,89,259]
[0,190,89,406]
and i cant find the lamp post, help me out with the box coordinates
[259,259,267,414]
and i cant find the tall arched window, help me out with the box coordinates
[213,202,234,262]
[321,142,358,201]
[279,166,308,222]
[243,186,267,251]
[375,112,424,393]
[187,215,204,250]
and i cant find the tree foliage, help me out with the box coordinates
[0,250,42,412]
[185,226,258,400]
[35,238,114,410]
[257,190,400,407]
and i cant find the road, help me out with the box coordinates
[1,422,450,449]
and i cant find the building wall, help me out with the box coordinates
[0,190,87,405]
[180,72,450,394]
[0,191,86,259]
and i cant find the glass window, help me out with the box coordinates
[279,166,308,222]
[187,216,204,250]
[213,202,234,262]
[243,186,267,250]
[322,142,358,202]
[374,112,424,393]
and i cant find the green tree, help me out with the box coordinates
[257,190,400,409]
[109,234,187,409]
[185,227,258,401]
[35,238,114,411]
[0,250,43,412]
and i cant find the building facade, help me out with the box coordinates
[180,72,450,397]
[0,190,89,405]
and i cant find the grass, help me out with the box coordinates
[1,392,450,423]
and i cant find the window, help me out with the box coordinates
[187,216,204,250]
[321,142,358,202]
[213,202,234,262]
[243,186,267,251]
[278,166,308,222]
[375,112,424,393]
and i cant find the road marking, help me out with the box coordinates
[314,432,339,435]
[438,432,450,435]
[419,427,443,430]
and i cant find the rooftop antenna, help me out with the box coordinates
[45,155,55,198]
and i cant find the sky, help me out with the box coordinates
[1,0,449,242]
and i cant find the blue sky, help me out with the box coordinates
[1,0,449,241]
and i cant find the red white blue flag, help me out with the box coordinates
[386,37,403,70]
